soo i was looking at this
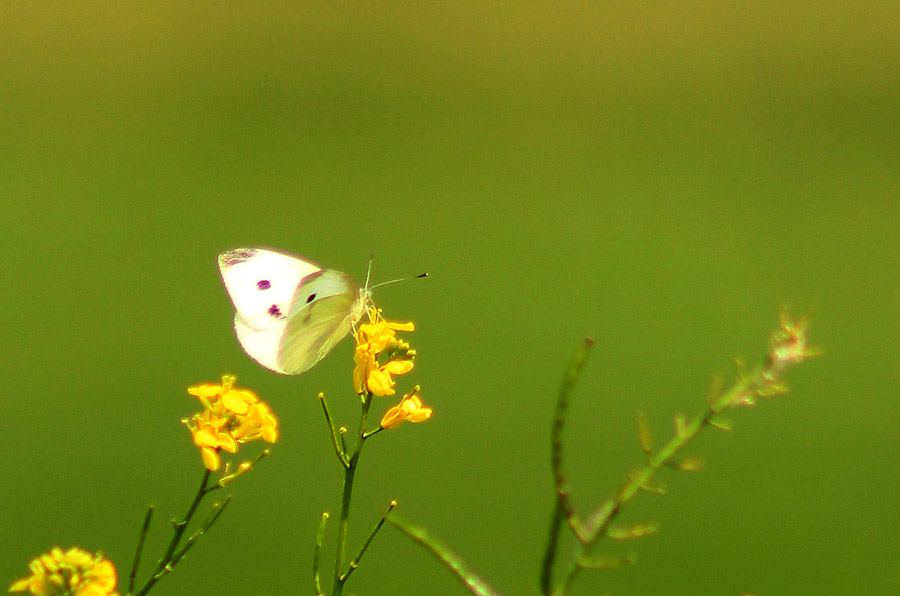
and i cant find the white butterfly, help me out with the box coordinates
[218,247,371,375]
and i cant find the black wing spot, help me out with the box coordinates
[257,280,271,290]
[268,304,285,319]
[306,293,317,303]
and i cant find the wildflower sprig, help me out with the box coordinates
[128,376,274,596]
[10,547,120,596]
[316,308,431,596]
[9,376,275,596]
[185,374,278,471]
[540,311,820,595]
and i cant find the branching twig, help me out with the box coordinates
[342,501,397,582]
[319,393,349,468]
[541,337,594,593]
[128,507,154,595]
[389,513,503,596]
[547,313,818,596]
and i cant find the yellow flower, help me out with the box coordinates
[381,386,433,429]
[186,375,278,471]
[9,547,119,596]
[188,374,259,415]
[353,309,416,397]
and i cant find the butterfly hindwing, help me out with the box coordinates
[233,314,288,373]
[276,270,365,374]
[278,295,362,374]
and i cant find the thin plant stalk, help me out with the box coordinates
[133,469,218,596]
[330,392,373,596]
[127,507,154,595]
[547,313,817,595]
[388,513,502,596]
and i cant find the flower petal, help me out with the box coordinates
[201,447,221,471]
[382,360,414,375]
[367,369,396,396]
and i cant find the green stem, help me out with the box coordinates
[542,337,594,594]
[331,392,373,596]
[540,500,565,595]
[127,507,154,595]
[319,393,349,468]
[134,469,215,596]
[343,501,397,582]
[552,364,766,596]
[169,496,231,567]
[314,513,329,596]
[388,513,503,596]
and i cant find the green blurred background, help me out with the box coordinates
[1,2,898,595]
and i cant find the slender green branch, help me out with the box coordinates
[636,411,653,459]
[576,552,636,570]
[170,496,232,567]
[331,452,359,595]
[319,393,349,468]
[551,337,594,540]
[551,312,818,595]
[331,392,373,596]
[362,425,385,440]
[342,501,397,582]
[583,363,766,543]
[540,500,565,595]
[541,337,594,594]
[128,506,154,595]
[314,513,329,596]
[134,469,218,596]
[339,428,349,460]
[389,513,503,596]
[218,449,269,487]
[551,374,754,596]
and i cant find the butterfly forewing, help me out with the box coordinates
[218,248,321,329]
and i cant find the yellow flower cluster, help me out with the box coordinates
[380,385,432,429]
[352,308,432,430]
[10,547,118,596]
[353,310,417,397]
[186,375,278,471]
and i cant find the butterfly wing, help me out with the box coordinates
[218,248,322,327]
[276,270,367,374]
[218,247,324,373]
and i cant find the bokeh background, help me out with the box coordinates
[1,3,898,595]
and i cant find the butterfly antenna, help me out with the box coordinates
[364,253,375,291]
[369,272,428,291]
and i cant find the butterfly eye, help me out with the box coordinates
[257,280,271,290]
[306,293,317,304]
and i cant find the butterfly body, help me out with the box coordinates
[218,248,370,374]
